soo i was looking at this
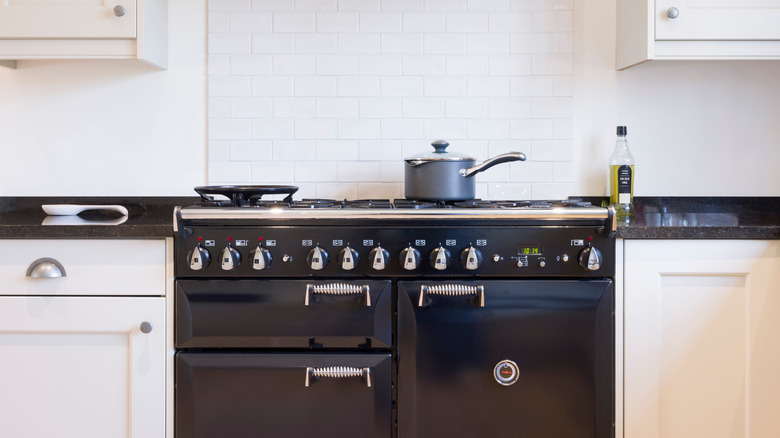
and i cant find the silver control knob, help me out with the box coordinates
[539,259,546,268]
[338,246,359,271]
[459,246,483,271]
[666,6,679,19]
[562,254,569,263]
[429,245,452,271]
[578,246,602,271]
[399,245,422,271]
[306,245,329,271]
[188,243,211,271]
[368,245,390,271]
[250,245,272,270]
[220,243,241,271]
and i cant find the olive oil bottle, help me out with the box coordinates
[609,126,634,217]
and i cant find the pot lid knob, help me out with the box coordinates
[431,140,449,153]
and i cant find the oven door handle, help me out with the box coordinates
[305,366,373,388]
[418,284,485,307]
[305,283,371,307]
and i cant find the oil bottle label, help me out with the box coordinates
[617,165,632,204]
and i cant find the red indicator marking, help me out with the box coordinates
[501,370,512,375]
[228,236,233,241]
[588,236,593,242]
[197,236,202,241]
[258,236,263,241]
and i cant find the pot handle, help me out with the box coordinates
[460,152,526,177]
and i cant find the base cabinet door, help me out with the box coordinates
[0,297,165,438]
[624,240,780,438]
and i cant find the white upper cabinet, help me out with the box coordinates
[617,0,780,69]
[0,0,166,68]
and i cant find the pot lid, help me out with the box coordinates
[404,140,475,163]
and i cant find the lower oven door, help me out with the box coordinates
[176,352,392,438]
[397,280,614,438]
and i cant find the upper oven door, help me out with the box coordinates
[397,279,614,438]
[176,279,392,349]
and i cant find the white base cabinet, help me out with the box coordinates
[617,0,780,69]
[623,240,780,438]
[0,239,168,438]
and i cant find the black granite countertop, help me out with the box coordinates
[610,197,780,239]
[0,197,198,238]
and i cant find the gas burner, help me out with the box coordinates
[452,200,498,209]
[194,185,299,207]
[290,199,340,209]
[393,200,440,209]
[560,199,593,208]
[496,201,532,208]
[346,199,394,209]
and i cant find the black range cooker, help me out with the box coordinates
[173,186,616,438]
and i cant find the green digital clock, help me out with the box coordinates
[518,245,543,255]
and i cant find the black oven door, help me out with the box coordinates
[176,279,392,349]
[176,352,392,438]
[397,279,614,438]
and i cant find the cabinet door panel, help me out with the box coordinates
[656,0,780,40]
[0,0,136,39]
[0,297,165,438]
[624,240,780,438]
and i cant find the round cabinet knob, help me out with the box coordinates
[578,246,603,271]
[399,245,422,271]
[250,246,272,271]
[188,243,211,271]
[220,243,241,271]
[338,246,360,271]
[368,245,390,271]
[459,246,483,271]
[306,245,329,271]
[429,245,452,271]
[140,321,153,334]
[113,5,126,17]
[666,6,679,19]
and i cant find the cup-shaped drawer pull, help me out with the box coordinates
[305,366,372,388]
[305,283,371,307]
[26,258,67,278]
[418,284,485,307]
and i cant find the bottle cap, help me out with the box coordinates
[616,126,627,136]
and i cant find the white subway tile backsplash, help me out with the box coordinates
[296,34,338,53]
[252,34,295,53]
[403,12,444,33]
[317,97,359,118]
[338,76,381,96]
[360,12,402,33]
[295,77,338,96]
[317,54,360,74]
[317,12,359,32]
[296,0,337,12]
[338,0,380,12]
[230,12,272,32]
[231,97,273,118]
[295,119,338,139]
[273,13,316,32]
[208,0,574,198]
[230,140,273,161]
[445,12,488,33]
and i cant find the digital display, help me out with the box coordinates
[518,245,543,255]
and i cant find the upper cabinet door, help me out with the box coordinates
[656,0,780,40]
[0,0,137,39]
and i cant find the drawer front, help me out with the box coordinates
[0,239,166,296]
[655,0,780,40]
[0,0,137,39]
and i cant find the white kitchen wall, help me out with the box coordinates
[0,0,207,196]
[207,0,576,200]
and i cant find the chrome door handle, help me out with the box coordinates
[26,258,67,278]
[305,283,371,307]
[418,284,485,307]
[305,366,372,388]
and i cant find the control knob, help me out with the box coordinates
[399,245,421,271]
[250,245,272,270]
[369,245,390,271]
[338,245,360,271]
[220,242,241,271]
[306,245,329,271]
[429,245,452,271]
[459,245,483,271]
[578,245,602,271]
[188,243,211,271]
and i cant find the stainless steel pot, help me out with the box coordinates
[404,140,526,201]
